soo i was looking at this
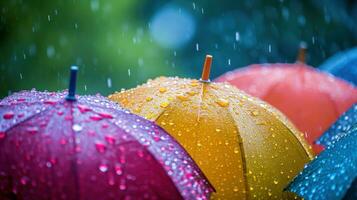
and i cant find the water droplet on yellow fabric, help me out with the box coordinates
[251,110,259,116]
[159,87,167,93]
[216,98,229,107]
[160,102,169,108]
[177,95,189,101]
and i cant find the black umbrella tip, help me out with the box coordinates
[66,65,79,101]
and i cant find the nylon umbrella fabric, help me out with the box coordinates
[319,47,357,86]
[0,70,213,200]
[215,62,357,153]
[317,103,357,147]
[109,55,314,199]
[286,127,357,200]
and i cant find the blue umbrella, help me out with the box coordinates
[286,127,357,200]
[319,47,357,86]
[317,103,357,147]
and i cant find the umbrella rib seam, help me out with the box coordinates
[225,108,250,200]
[69,103,81,200]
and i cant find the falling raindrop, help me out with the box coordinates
[107,78,112,88]
[128,69,131,77]
[195,43,199,51]
[235,32,240,42]
[46,46,55,58]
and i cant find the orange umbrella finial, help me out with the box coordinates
[297,41,307,63]
[200,55,213,82]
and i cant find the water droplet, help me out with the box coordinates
[160,102,169,108]
[187,91,196,96]
[273,180,278,185]
[20,176,29,185]
[99,164,108,172]
[77,104,91,113]
[115,165,123,175]
[197,141,202,147]
[251,110,259,116]
[72,124,83,132]
[0,131,6,140]
[216,98,229,107]
[190,81,199,87]
[215,128,221,132]
[105,135,116,144]
[159,87,167,93]
[27,127,39,134]
[3,111,14,119]
[146,96,153,102]
[119,179,126,190]
[90,114,103,121]
[99,112,113,119]
[234,147,239,154]
[95,141,106,153]
[177,94,189,101]
[44,100,57,105]
[233,186,239,192]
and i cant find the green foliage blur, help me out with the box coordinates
[1,0,356,98]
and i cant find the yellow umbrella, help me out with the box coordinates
[109,55,314,199]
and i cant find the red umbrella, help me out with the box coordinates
[216,47,357,153]
[0,67,213,200]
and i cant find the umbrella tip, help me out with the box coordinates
[297,41,307,63]
[66,66,79,101]
[200,55,213,83]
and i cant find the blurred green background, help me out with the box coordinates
[1,0,357,98]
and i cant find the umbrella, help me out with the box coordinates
[319,47,357,86]
[109,55,314,199]
[317,103,357,147]
[0,67,213,200]
[215,45,357,153]
[286,127,357,200]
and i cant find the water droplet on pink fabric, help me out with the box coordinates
[90,115,103,121]
[3,111,15,119]
[44,100,57,105]
[99,164,108,173]
[119,179,126,190]
[105,135,116,144]
[95,141,106,153]
[115,165,123,175]
[20,176,29,185]
[98,112,113,119]
[77,104,92,113]
[102,123,109,129]
[0,131,6,140]
[26,127,39,134]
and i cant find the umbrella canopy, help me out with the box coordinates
[286,127,357,200]
[215,47,357,153]
[109,55,314,199]
[0,67,213,200]
[319,47,357,86]
[317,103,357,147]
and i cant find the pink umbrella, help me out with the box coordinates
[0,67,213,200]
